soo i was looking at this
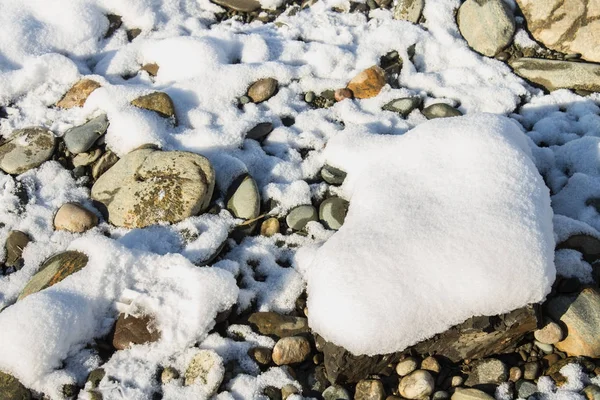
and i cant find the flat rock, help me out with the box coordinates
[546,287,600,357]
[56,79,101,108]
[131,92,177,122]
[5,230,30,268]
[382,97,422,117]
[112,313,160,350]
[422,103,462,119]
[247,122,274,141]
[226,174,261,221]
[248,312,310,337]
[393,0,424,22]
[510,58,600,92]
[54,202,99,233]
[516,0,600,63]
[0,127,55,174]
[465,358,508,389]
[73,148,102,167]
[0,371,31,400]
[247,78,278,103]
[286,205,318,231]
[91,149,215,228]
[457,0,515,57]
[63,114,108,154]
[347,66,386,99]
[211,0,261,12]
[321,165,347,185]
[18,251,89,300]
[319,196,349,230]
[272,336,311,365]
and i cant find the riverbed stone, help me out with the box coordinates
[248,312,309,337]
[247,78,278,103]
[226,174,261,221]
[319,196,349,230]
[63,114,108,154]
[131,92,176,122]
[56,79,101,108]
[422,103,462,119]
[398,370,435,399]
[272,336,311,365]
[0,127,55,174]
[286,205,318,231]
[54,202,99,233]
[5,230,30,268]
[393,0,424,22]
[347,66,386,99]
[112,313,160,350]
[457,0,515,57]
[510,58,600,92]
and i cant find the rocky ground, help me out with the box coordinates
[2,0,600,399]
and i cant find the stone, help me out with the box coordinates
[73,148,102,168]
[393,0,424,22]
[508,367,522,382]
[583,385,600,400]
[260,218,280,237]
[127,28,142,41]
[87,368,105,388]
[56,79,101,108]
[542,353,561,368]
[382,97,422,117]
[334,88,354,102]
[319,196,349,230]
[433,391,450,400]
[211,0,261,12]
[247,78,278,103]
[422,103,462,119]
[54,202,99,233]
[104,14,122,38]
[304,91,316,103]
[161,366,179,384]
[4,230,30,268]
[91,149,215,228]
[534,340,554,354]
[457,0,515,57]
[248,312,309,337]
[421,356,441,373]
[451,388,495,400]
[281,384,300,400]
[131,92,177,122]
[248,347,273,365]
[534,320,564,344]
[322,385,351,400]
[355,379,386,400]
[510,58,600,92]
[264,386,282,400]
[18,251,88,300]
[0,127,55,174]
[451,376,464,387]
[546,288,600,357]
[523,362,540,380]
[226,174,260,221]
[346,66,386,99]
[396,357,419,376]
[546,357,594,384]
[557,234,600,263]
[272,336,311,365]
[91,150,119,180]
[398,370,435,399]
[112,313,160,350]
[141,63,159,76]
[321,165,347,185]
[465,358,508,388]
[63,114,108,154]
[286,205,318,231]
[247,122,274,141]
[184,350,223,395]
[516,0,600,63]
[516,380,537,399]
[0,371,31,400]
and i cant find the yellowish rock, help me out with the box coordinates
[56,79,101,108]
[54,202,99,233]
[347,66,386,99]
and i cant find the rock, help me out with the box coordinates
[87,368,105,388]
[184,350,223,395]
[0,371,31,400]
[334,88,354,102]
[546,288,600,357]
[112,313,160,350]
[433,391,450,400]
[73,148,102,167]
[319,196,349,230]
[4,230,30,268]
[451,376,464,387]
[248,347,273,365]
[516,380,537,399]
[583,385,600,400]
[516,0,600,63]
[542,353,561,368]
[421,356,441,374]
[546,357,594,384]
[54,202,99,233]
[355,379,386,400]
[161,366,179,384]
[534,340,554,354]
[56,79,101,108]
[247,78,278,103]
[247,122,274,141]
[393,0,424,22]
[510,58,600,92]
[63,114,108,154]
[281,384,300,400]
[260,218,280,237]
[346,66,386,99]
[451,388,495,400]
[321,165,347,185]
[264,386,282,400]
[457,0,515,57]
[286,205,318,231]
[127,28,142,41]
[322,385,351,400]
[422,104,462,119]
[382,97,422,117]
[272,336,311,365]
[131,92,177,122]
[91,149,215,228]
[396,357,419,376]
[18,251,88,300]
[0,127,55,174]
[212,0,261,11]
[523,362,540,380]
[534,320,564,344]
[557,234,600,263]
[304,91,316,103]
[141,63,159,76]
[91,150,119,180]
[465,358,508,388]
[227,174,261,221]
[508,367,522,382]
[398,370,435,399]
[104,14,122,38]
[248,312,309,337]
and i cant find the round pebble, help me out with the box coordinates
[272,336,311,365]
[54,202,99,233]
[534,320,564,345]
[261,217,280,237]
[396,357,419,376]
[398,370,435,399]
[286,205,318,231]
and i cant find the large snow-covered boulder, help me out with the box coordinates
[299,114,555,356]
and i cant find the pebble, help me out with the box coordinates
[304,91,315,103]
[393,0,423,22]
[398,370,435,399]
[534,340,554,354]
[516,380,537,399]
[382,97,422,117]
[396,357,419,376]
[286,205,318,231]
[91,150,119,180]
[347,66,386,99]
[63,114,109,154]
[247,122,274,141]
[355,379,386,400]
[131,92,177,122]
[281,384,300,400]
[141,63,159,76]
[523,362,540,380]
[334,88,353,102]
[465,358,508,386]
[542,353,561,368]
[226,174,261,221]
[508,366,522,382]
[322,385,351,400]
[4,230,30,268]
[261,218,280,237]
[54,202,99,233]
[321,164,347,185]
[451,376,464,387]
[0,127,56,174]
[248,312,310,337]
[433,391,450,400]
[247,78,278,103]
[272,336,311,365]
[422,103,462,119]
[112,313,160,350]
[534,320,564,345]
[583,385,600,400]
[161,367,179,384]
[56,79,101,108]
[212,0,261,12]
[239,95,252,105]
[451,388,495,400]
[457,0,515,57]
[319,196,349,230]
[264,386,282,400]
[184,350,223,396]
[73,148,102,167]
[421,356,441,373]
[248,347,273,365]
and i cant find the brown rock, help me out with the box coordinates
[334,88,353,102]
[347,66,386,99]
[260,218,280,237]
[4,230,30,268]
[131,92,176,122]
[0,371,31,400]
[247,78,278,103]
[112,313,160,350]
[104,14,122,38]
[421,356,441,373]
[272,336,311,365]
[141,63,159,76]
[54,202,99,233]
[56,79,101,108]
[248,312,309,337]
[248,347,273,365]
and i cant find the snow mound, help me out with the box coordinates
[298,114,555,355]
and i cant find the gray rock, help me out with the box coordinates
[322,385,351,400]
[73,148,102,167]
[91,150,119,180]
[457,0,515,57]
[319,196,349,230]
[510,58,600,92]
[393,0,424,23]
[247,78,278,103]
[5,230,30,268]
[534,340,554,354]
[451,388,495,400]
[304,91,316,103]
[523,362,540,380]
[212,0,261,11]
[248,347,272,365]
[247,122,274,141]
[465,358,508,388]
[398,370,435,399]
[534,320,563,344]
[556,234,600,263]
[355,379,385,400]
[321,165,346,185]
[226,174,260,221]
[0,371,31,400]
[91,149,215,228]
[516,380,537,399]
[286,205,318,231]
[382,97,422,117]
[63,114,108,154]
[422,103,462,119]
[434,391,450,400]
[272,336,311,365]
[248,312,309,337]
[396,357,419,376]
[0,127,55,174]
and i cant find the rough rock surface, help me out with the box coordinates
[56,79,101,108]
[510,58,600,92]
[393,0,424,22]
[0,371,31,400]
[347,66,386,99]
[131,92,177,122]
[248,312,310,337]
